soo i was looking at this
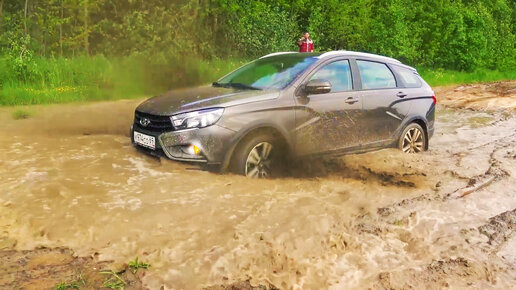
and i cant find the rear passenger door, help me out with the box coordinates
[354,60,411,144]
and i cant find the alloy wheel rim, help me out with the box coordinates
[402,128,424,153]
[245,142,273,178]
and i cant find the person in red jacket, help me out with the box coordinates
[297,32,314,52]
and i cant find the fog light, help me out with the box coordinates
[187,144,201,155]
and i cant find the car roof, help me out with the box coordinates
[260,50,405,66]
[319,50,402,64]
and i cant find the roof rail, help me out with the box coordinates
[259,52,297,59]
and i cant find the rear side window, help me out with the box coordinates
[357,60,396,90]
[393,65,422,88]
[310,60,353,92]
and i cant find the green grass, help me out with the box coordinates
[128,257,151,273]
[467,116,494,128]
[100,270,126,289]
[54,277,84,290]
[418,67,516,87]
[0,54,245,106]
[53,273,87,289]
[12,108,32,119]
[1,54,514,106]
[54,281,81,290]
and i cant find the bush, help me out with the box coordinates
[222,1,299,57]
[306,0,515,71]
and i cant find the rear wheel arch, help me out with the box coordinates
[410,119,428,150]
[399,119,428,152]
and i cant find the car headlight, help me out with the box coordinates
[170,108,224,130]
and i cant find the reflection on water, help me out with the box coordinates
[0,100,515,289]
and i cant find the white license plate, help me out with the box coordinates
[134,131,156,150]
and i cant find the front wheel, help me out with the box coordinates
[230,133,285,178]
[398,123,427,153]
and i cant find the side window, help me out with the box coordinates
[393,65,422,88]
[310,60,353,92]
[357,60,396,90]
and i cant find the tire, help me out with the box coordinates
[230,132,285,178]
[398,123,427,153]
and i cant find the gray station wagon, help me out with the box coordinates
[131,51,436,178]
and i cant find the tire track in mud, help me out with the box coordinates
[446,137,514,199]
[360,109,516,289]
[377,113,515,217]
[478,209,516,247]
[372,209,516,290]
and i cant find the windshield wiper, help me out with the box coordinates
[212,82,261,90]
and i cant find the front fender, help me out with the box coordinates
[218,121,294,172]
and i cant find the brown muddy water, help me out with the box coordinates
[0,82,515,289]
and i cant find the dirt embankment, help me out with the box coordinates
[434,81,516,111]
[0,81,515,289]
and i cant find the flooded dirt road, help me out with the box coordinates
[0,81,515,289]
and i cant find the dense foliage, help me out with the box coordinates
[1,0,514,70]
[0,0,514,105]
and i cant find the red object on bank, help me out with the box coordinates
[298,38,314,52]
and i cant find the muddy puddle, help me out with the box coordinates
[0,82,515,289]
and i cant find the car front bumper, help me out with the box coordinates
[131,124,236,165]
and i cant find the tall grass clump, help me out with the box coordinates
[0,54,111,105]
[12,108,32,120]
[0,54,244,106]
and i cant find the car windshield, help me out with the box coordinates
[214,54,319,90]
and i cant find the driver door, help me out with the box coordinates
[294,59,363,155]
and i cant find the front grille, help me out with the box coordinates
[134,111,174,133]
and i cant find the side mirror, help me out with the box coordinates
[305,79,332,95]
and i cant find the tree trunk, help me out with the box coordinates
[60,0,63,56]
[24,0,28,35]
[83,0,89,55]
[0,0,4,34]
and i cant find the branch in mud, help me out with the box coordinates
[447,176,496,199]
[447,142,511,199]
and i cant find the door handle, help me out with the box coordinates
[396,92,407,98]
[345,97,358,104]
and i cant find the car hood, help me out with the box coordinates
[136,85,280,115]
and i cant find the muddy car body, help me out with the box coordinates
[132,51,436,177]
